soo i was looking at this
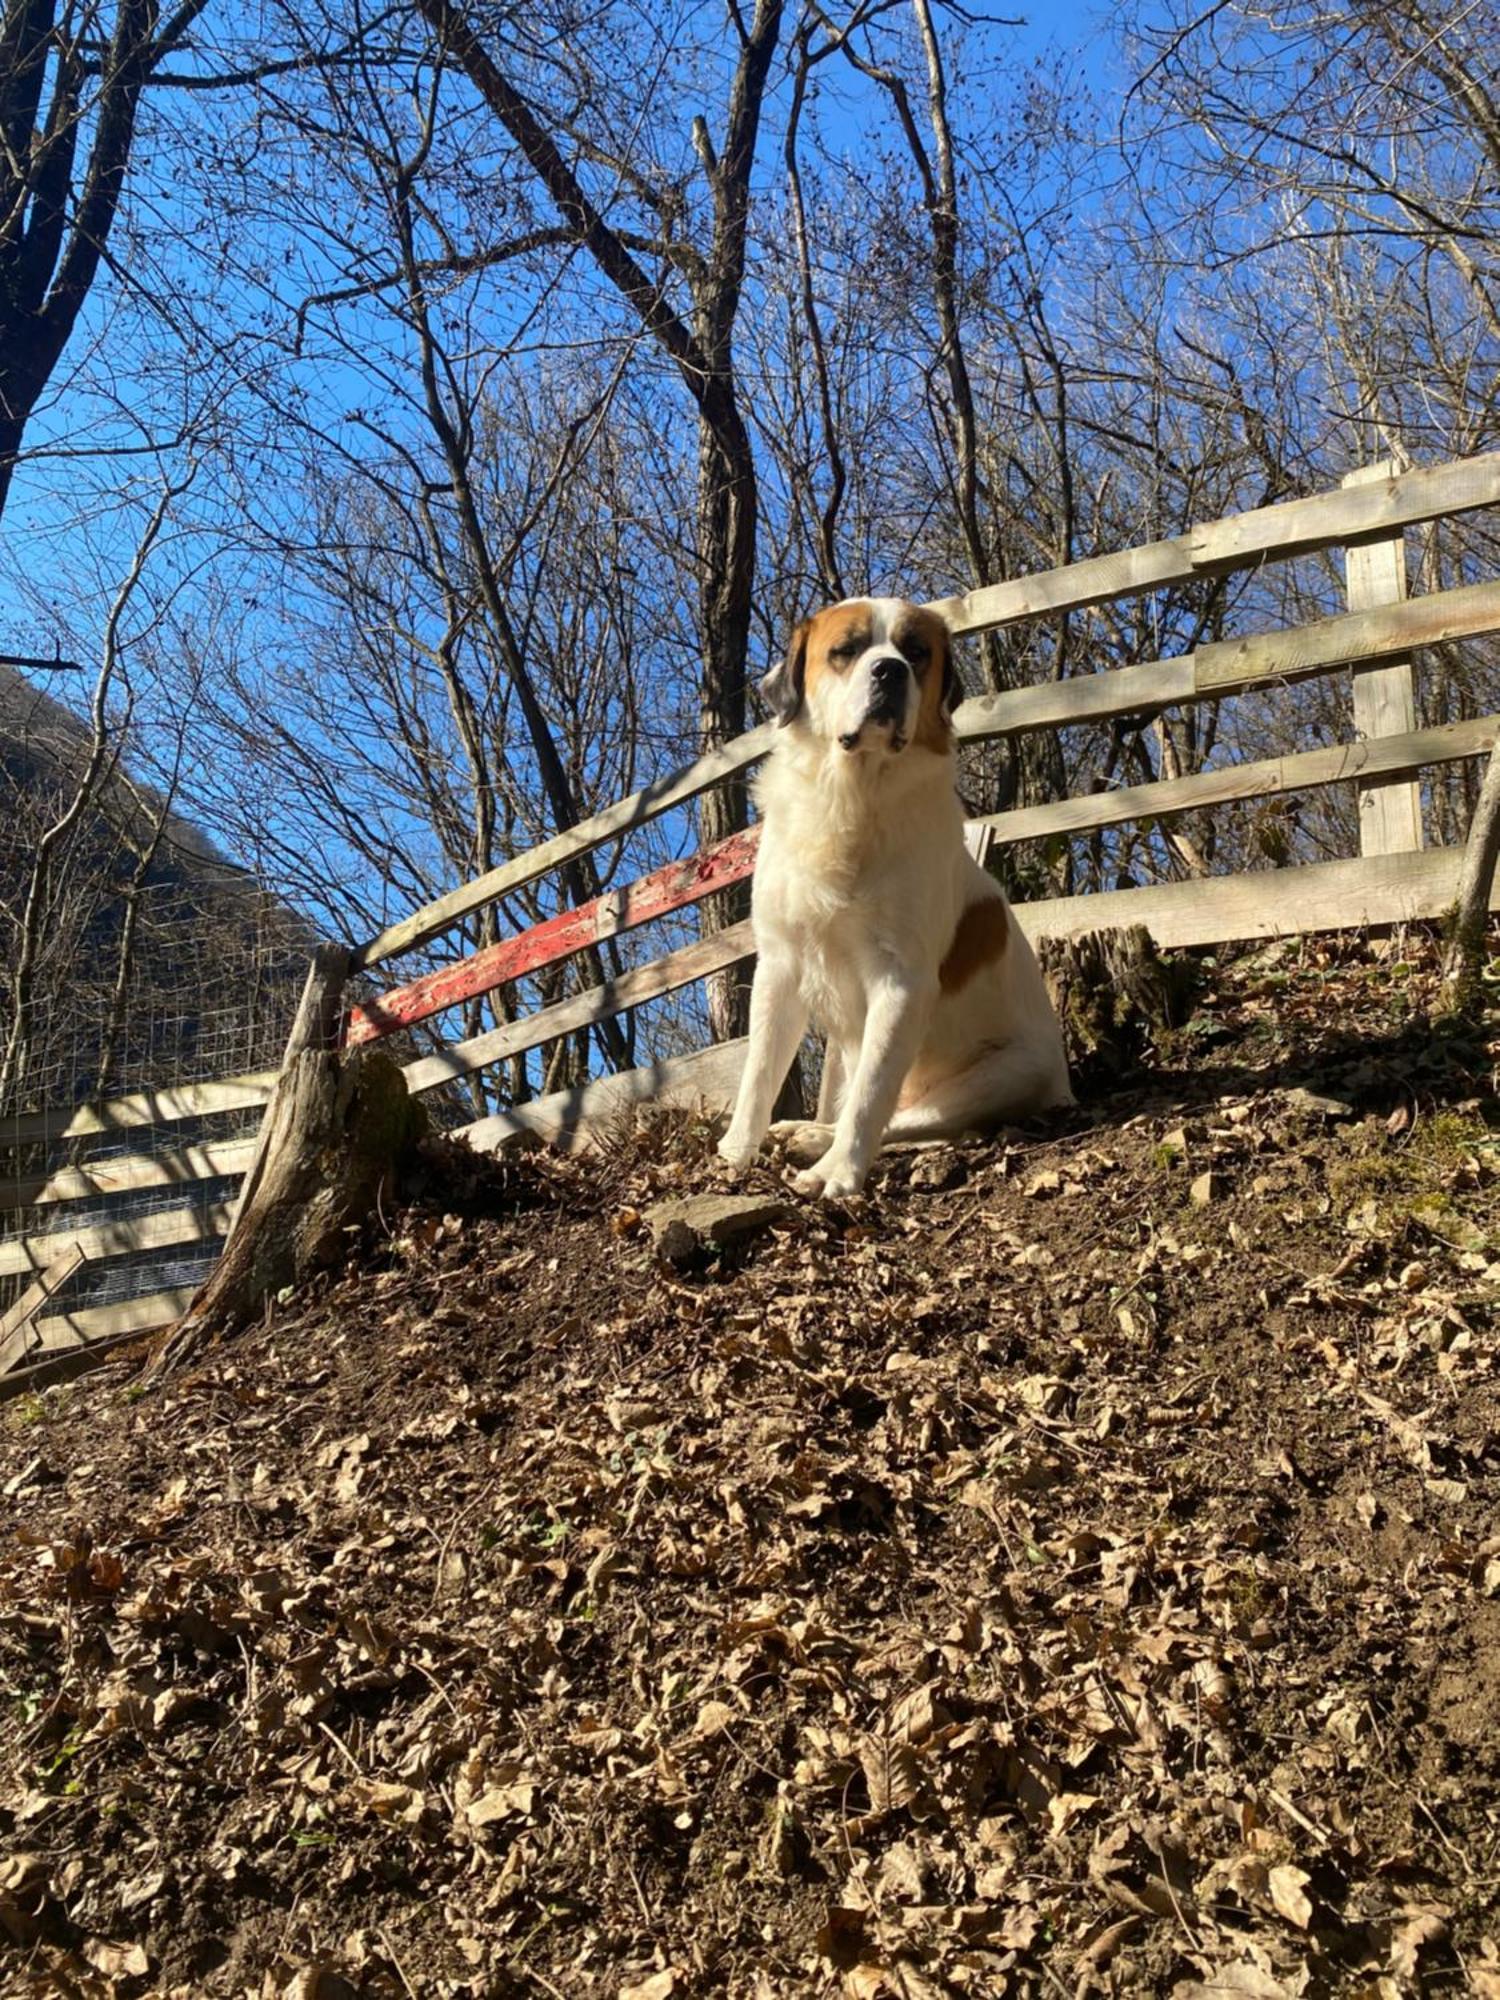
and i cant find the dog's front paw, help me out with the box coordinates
[716,1132,761,1175]
[792,1153,867,1200]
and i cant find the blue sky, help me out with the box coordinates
[0,0,1151,965]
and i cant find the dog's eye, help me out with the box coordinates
[902,638,930,666]
[828,638,865,665]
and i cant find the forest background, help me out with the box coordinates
[2,0,1497,1116]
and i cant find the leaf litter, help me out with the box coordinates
[1,931,1499,1996]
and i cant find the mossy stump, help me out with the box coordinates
[1039,923,1195,1084]
[149,945,426,1376]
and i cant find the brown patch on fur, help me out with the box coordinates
[801,603,873,705]
[904,608,957,753]
[940,895,1009,993]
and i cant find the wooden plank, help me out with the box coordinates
[956,653,1195,742]
[1187,452,1500,573]
[0,1323,156,1404]
[1343,463,1424,857]
[350,829,761,1046]
[1191,577,1500,697]
[952,576,1500,745]
[353,454,1500,974]
[403,920,756,1095]
[353,725,776,971]
[962,820,996,868]
[1011,844,1491,953]
[3,1072,277,1149]
[0,1201,235,1280]
[972,715,1498,848]
[935,452,1500,637]
[30,1284,198,1355]
[458,1037,748,1156]
[935,538,1211,637]
[0,1135,257,1214]
[0,1247,86,1375]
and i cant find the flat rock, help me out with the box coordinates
[906,1147,969,1192]
[1282,1087,1355,1121]
[645,1192,794,1264]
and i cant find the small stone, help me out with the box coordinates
[645,1192,793,1264]
[1283,1086,1354,1120]
[1189,1169,1226,1206]
[906,1147,968,1192]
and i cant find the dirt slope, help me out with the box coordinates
[2,935,1499,1999]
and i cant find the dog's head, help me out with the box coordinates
[761,597,960,757]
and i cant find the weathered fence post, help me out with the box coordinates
[149,943,423,1374]
[1342,461,1425,857]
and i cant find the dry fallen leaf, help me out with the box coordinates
[1389,1907,1449,1979]
[466,1781,536,1826]
[347,1778,424,1823]
[82,1938,150,1978]
[1173,1965,1291,1999]
[619,1970,679,2000]
[1268,1862,1313,1929]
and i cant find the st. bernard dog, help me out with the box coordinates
[718,596,1073,1198]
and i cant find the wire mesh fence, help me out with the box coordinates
[0,876,309,1367]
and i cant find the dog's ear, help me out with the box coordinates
[761,618,811,726]
[938,624,963,720]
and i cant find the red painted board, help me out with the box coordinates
[345,825,761,1046]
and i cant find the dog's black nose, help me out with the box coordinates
[870,653,906,687]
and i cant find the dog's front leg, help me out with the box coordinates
[815,1039,847,1123]
[793,971,933,1198]
[717,945,808,1172]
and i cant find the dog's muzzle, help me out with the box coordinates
[839,655,910,751]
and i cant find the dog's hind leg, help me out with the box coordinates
[717,947,808,1171]
[766,1118,833,1166]
[884,1042,1073,1142]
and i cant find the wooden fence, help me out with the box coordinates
[346,450,1500,1151]
[0,1073,274,1383]
[5,450,1500,1381]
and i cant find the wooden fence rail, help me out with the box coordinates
[353,451,1500,975]
[0,1083,266,1378]
[2,1071,276,1151]
[0,1134,259,1215]
[346,830,760,1047]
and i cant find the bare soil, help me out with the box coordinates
[3,932,1499,1999]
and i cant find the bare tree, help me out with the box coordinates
[0,0,216,518]
[407,0,784,1037]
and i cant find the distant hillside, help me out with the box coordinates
[0,663,311,1119]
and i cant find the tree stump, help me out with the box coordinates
[1437,738,1500,1017]
[148,945,425,1375]
[1039,924,1196,1085]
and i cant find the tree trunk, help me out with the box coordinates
[409,0,782,1045]
[147,945,425,1373]
[1437,740,1500,1015]
[1038,924,1197,1084]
